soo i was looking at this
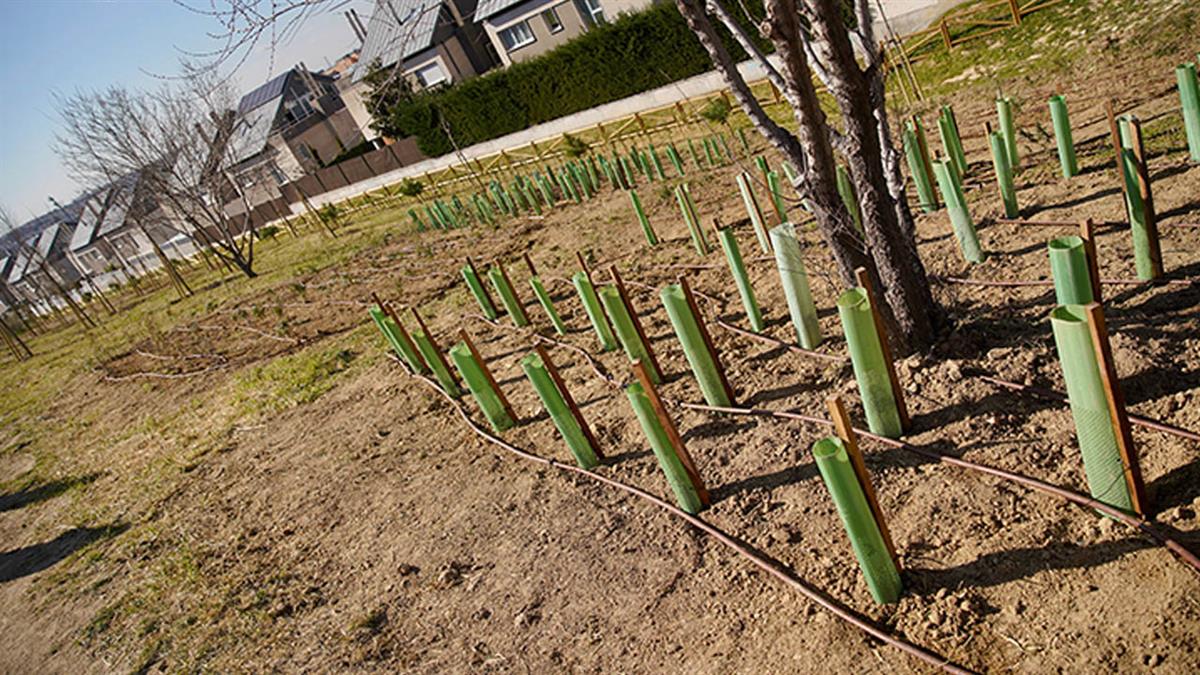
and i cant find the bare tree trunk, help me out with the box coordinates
[804,0,939,353]
[0,314,32,360]
[677,0,871,286]
[137,222,192,299]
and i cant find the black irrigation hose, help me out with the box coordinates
[391,355,976,674]
[465,299,1200,576]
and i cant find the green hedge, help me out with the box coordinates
[369,3,768,156]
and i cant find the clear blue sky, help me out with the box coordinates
[0,0,365,225]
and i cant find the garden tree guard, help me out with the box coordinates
[676,0,941,354]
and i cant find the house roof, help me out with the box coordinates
[96,188,133,238]
[68,191,109,252]
[352,0,444,83]
[34,223,69,260]
[238,71,293,114]
[226,99,283,165]
[6,246,33,285]
[475,0,525,20]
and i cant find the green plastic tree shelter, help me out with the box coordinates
[407,208,425,231]
[629,189,658,246]
[770,224,822,349]
[903,124,937,213]
[529,275,567,336]
[572,271,617,351]
[932,159,984,263]
[666,144,685,176]
[737,127,750,153]
[521,353,599,468]
[675,185,710,255]
[836,165,863,233]
[1048,95,1079,177]
[837,288,903,438]
[625,381,704,514]
[987,129,1019,218]
[488,264,530,327]
[1048,236,1095,305]
[766,170,787,223]
[938,105,968,178]
[1117,116,1161,281]
[1049,306,1134,512]
[599,285,661,383]
[1177,63,1200,162]
[368,307,427,374]
[461,264,498,320]
[648,144,666,181]
[716,228,764,333]
[736,173,771,253]
[449,342,514,433]
[414,330,462,397]
[660,284,732,407]
[996,95,1019,169]
[812,437,902,604]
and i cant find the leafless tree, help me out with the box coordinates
[55,73,264,280]
[0,204,95,331]
[682,0,939,353]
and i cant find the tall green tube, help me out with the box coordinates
[449,342,513,432]
[1048,95,1079,177]
[1049,306,1134,512]
[1117,117,1156,280]
[770,224,822,349]
[414,331,461,397]
[938,105,968,178]
[666,144,685,176]
[488,265,529,327]
[1048,236,1094,305]
[461,265,498,320]
[717,228,764,333]
[629,189,658,246]
[408,208,426,231]
[660,284,731,407]
[573,271,617,352]
[649,145,666,181]
[703,137,716,166]
[369,307,426,374]
[736,173,771,253]
[812,437,902,604]
[599,284,660,383]
[996,95,1019,169]
[933,159,984,263]
[687,138,701,168]
[530,276,567,336]
[626,381,703,514]
[836,164,862,233]
[903,125,937,213]
[676,185,710,255]
[1177,63,1200,162]
[521,353,598,468]
[988,129,1019,218]
[737,127,750,154]
[837,288,902,438]
[767,170,787,223]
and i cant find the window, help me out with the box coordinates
[498,20,535,51]
[413,61,448,88]
[542,7,563,33]
[577,0,605,24]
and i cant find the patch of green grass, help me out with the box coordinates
[233,347,356,416]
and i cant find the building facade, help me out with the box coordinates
[477,0,652,66]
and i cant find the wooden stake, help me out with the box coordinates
[1127,118,1163,278]
[522,252,539,278]
[679,275,736,406]
[853,267,911,432]
[609,265,663,379]
[1079,219,1104,303]
[459,329,517,423]
[1084,303,1146,516]
[1105,100,1127,197]
[827,395,901,571]
[410,307,456,383]
[576,250,592,284]
[633,360,710,506]
[939,19,952,50]
[534,343,603,460]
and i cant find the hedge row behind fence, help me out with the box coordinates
[374,3,768,157]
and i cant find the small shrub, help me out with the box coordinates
[562,133,590,158]
[396,179,424,197]
[700,97,732,125]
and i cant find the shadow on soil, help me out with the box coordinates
[0,523,128,583]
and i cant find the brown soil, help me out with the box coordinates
[2,7,1198,673]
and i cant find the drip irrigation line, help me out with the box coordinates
[975,374,1200,444]
[677,400,1200,575]
[933,275,1196,289]
[391,355,975,674]
[998,218,1200,229]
